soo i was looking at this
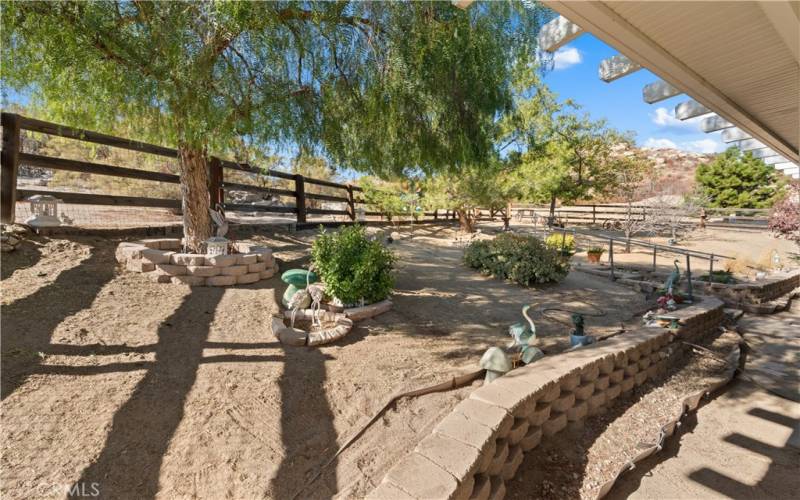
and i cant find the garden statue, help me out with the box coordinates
[508,305,545,365]
[569,313,596,347]
[480,347,511,383]
[209,205,229,237]
[664,259,681,293]
[281,268,319,309]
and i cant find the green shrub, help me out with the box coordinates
[311,225,395,305]
[587,246,605,254]
[463,233,570,286]
[545,233,575,255]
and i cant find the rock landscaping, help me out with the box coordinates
[114,238,279,286]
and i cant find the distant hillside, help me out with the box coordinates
[640,147,717,195]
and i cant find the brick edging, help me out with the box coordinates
[367,298,725,500]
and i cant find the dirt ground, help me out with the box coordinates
[1,224,646,499]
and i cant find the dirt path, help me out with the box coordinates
[0,225,646,499]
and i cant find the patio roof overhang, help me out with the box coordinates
[539,1,799,168]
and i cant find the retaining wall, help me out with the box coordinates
[702,269,800,306]
[115,238,278,286]
[367,298,724,500]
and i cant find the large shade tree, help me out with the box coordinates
[2,0,548,250]
[695,147,783,208]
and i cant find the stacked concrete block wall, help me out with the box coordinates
[703,269,800,305]
[367,298,724,500]
[115,239,279,286]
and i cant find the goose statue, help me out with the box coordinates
[664,259,681,293]
[508,305,536,347]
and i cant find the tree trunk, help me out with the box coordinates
[548,194,557,226]
[457,209,475,233]
[178,145,213,252]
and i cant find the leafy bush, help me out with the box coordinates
[464,233,570,286]
[587,246,605,254]
[545,233,575,255]
[311,225,395,305]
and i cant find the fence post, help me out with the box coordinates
[294,174,306,224]
[709,253,714,284]
[1,112,21,223]
[433,209,438,221]
[592,204,596,225]
[685,254,693,301]
[609,239,615,280]
[346,184,355,221]
[652,247,657,272]
[208,156,223,209]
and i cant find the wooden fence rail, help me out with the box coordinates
[0,112,454,227]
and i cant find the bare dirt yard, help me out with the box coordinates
[1,223,647,499]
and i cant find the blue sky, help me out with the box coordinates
[541,35,724,154]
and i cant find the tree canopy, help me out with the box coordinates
[695,147,783,208]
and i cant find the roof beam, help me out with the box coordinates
[538,15,583,52]
[543,0,799,163]
[750,148,779,159]
[722,128,753,143]
[763,156,787,165]
[674,100,711,120]
[731,138,766,151]
[759,1,800,63]
[700,115,734,133]
[642,80,681,104]
[774,162,798,170]
[599,54,642,82]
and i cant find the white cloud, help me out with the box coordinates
[643,138,678,149]
[552,46,582,70]
[650,107,702,133]
[643,137,724,153]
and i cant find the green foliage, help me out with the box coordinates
[587,247,605,254]
[544,233,575,255]
[311,225,395,305]
[695,147,783,208]
[697,270,736,284]
[360,177,411,221]
[463,233,570,286]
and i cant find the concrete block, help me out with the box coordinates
[237,272,260,284]
[457,476,475,500]
[476,440,497,475]
[236,253,258,265]
[620,377,635,393]
[567,400,588,421]
[624,363,639,377]
[415,433,482,481]
[606,384,622,401]
[127,260,155,273]
[488,476,505,500]
[116,243,147,261]
[248,262,267,273]
[146,272,172,283]
[609,369,624,384]
[538,384,561,403]
[500,445,523,480]
[205,254,237,267]
[613,352,628,369]
[542,411,567,436]
[634,371,648,386]
[638,357,651,370]
[186,265,221,277]
[470,378,536,417]
[221,265,249,276]
[587,392,606,412]
[647,364,659,379]
[435,412,496,452]
[528,403,551,426]
[520,425,542,451]
[260,268,277,280]
[154,264,187,276]
[171,275,206,286]
[581,364,600,382]
[251,246,273,262]
[207,275,237,287]
[551,391,575,413]
[454,399,513,437]
[171,253,205,266]
[366,480,416,500]
[598,356,614,374]
[560,374,580,392]
[506,418,529,445]
[142,248,175,264]
[469,474,491,500]
[140,238,180,250]
[487,439,509,476]
[627,348,642,362]
[574,382,595,401]
[595,375,610,391]
[384,452,460,500]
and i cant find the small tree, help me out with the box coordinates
[696,147,783,208]
[608,153,654,251]
[769,181,800,250]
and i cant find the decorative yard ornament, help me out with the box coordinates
[508,305,536,347]
[205,236,228,256]
[209,206,229,238]
[664,260,681,292]
[569,313,596,347]
[24,195,61,227]
[281,268,319,309]
[480,347,511,383]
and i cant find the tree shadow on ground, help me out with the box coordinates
[73,287,226,499]
[1,242,115,400]
[0,239,44,281]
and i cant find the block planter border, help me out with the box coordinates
[367,298,725,500]
[115,238,278,286]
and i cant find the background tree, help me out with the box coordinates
[695,147,783,208]
[607,152,654,250]
[769,180,800,251]
[2,0,547,250]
